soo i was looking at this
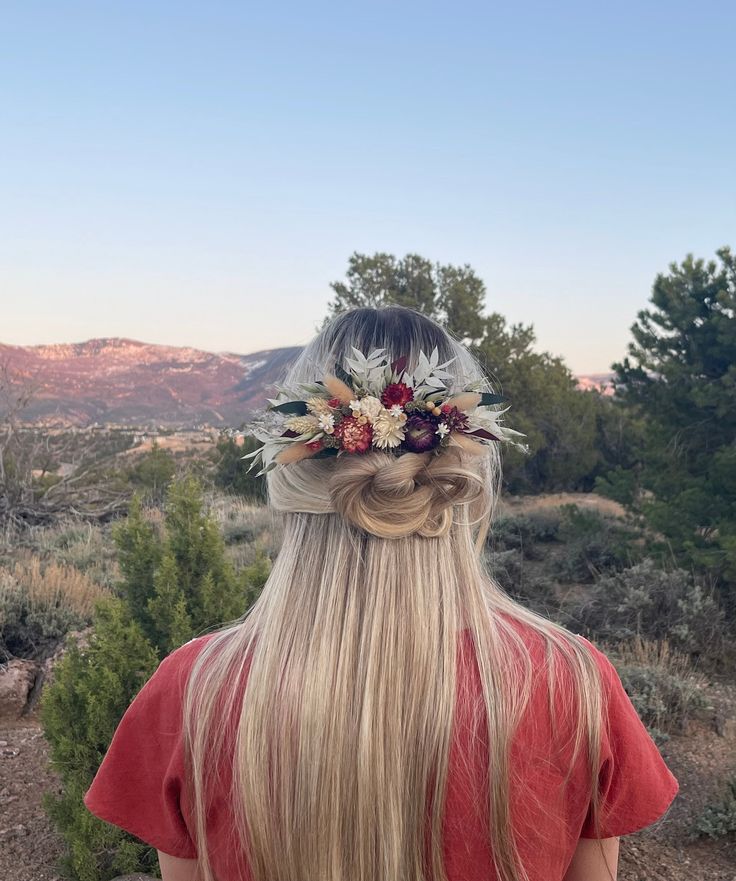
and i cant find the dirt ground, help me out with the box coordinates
[0,718,65,881]
[1,697,735,881]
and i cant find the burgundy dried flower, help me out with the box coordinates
[402,414,440,453]
[381,382,414,408]
[439,404,470,433]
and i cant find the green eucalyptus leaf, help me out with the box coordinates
[334,362,354,387]
[479,392,508,406]
[269,400,309,415]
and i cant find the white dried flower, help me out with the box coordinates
[349,399,362,412]
[372,411,406,449]
[358,395,383,421]
[388,404,406,420]
[435,422,450,438]
[318,413,336,434]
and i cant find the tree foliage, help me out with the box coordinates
[328,252,486,344]
[212,433,267,501]
[328,252,619,492]
[40,598,160,881]
[42,476,271,879]
[125,439,176,503]
[112,474,248,654]
[604,246,736,606]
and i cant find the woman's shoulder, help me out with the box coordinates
[147,632,221,698]
[492,610,613,674]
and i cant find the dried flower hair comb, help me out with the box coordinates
[241,347,529,476]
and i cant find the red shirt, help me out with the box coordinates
[84,621,679,880]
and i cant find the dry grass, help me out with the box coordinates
[612,634,707,679]
[499,491,627,520]
[22,515,121,590]
[1,549,110,622]
[205,492,284,565]
[605,634,710,734]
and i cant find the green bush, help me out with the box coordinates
[41,476,272,880]
[112,476,251,654]
[561,559,728,664]
[552,504,640,583]
[490,511,562,558]
[616,661,707,735]
[692,777,736,840]
[488,548,558,616]
[40,597,160,881]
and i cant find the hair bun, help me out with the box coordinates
[329,447,484,539]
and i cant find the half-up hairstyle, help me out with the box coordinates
[182,306,612,881]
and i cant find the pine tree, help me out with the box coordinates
[42,475,268,878]
[147,550,193,654]
[40,597,160,881]
[326,251,620,492]
[213,433,267,501]
[111,492,161,644]
[606,246,736,610]
[113,474,247,651]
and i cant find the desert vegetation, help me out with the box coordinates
[0,246,734,880]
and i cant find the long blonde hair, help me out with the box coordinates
[182,306,609,881]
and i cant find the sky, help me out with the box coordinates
[1,1,734,374]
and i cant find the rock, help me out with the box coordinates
[0,659,39,721]
[19,625,95,716]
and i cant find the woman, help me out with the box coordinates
[84,306,679,881]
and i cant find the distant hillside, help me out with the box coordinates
[0,338,302,428]
[576,372,615,394]
[0,337,615,427]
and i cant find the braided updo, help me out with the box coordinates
[265,306,502,541]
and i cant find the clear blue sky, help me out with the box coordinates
[2,1,734,373]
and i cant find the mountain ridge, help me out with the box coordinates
[0,337,614,427]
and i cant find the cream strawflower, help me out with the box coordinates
[372,411,406,449]
[358,395,383,421]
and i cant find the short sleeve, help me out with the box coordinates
[577,637,680,839]
[82,639,204,859]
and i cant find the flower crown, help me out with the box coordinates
[241,347,528,476]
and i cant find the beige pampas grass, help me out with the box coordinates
[444,391,481,411]
[449,431,488,456]
[323,374,355,403]
[275,441,321,465]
